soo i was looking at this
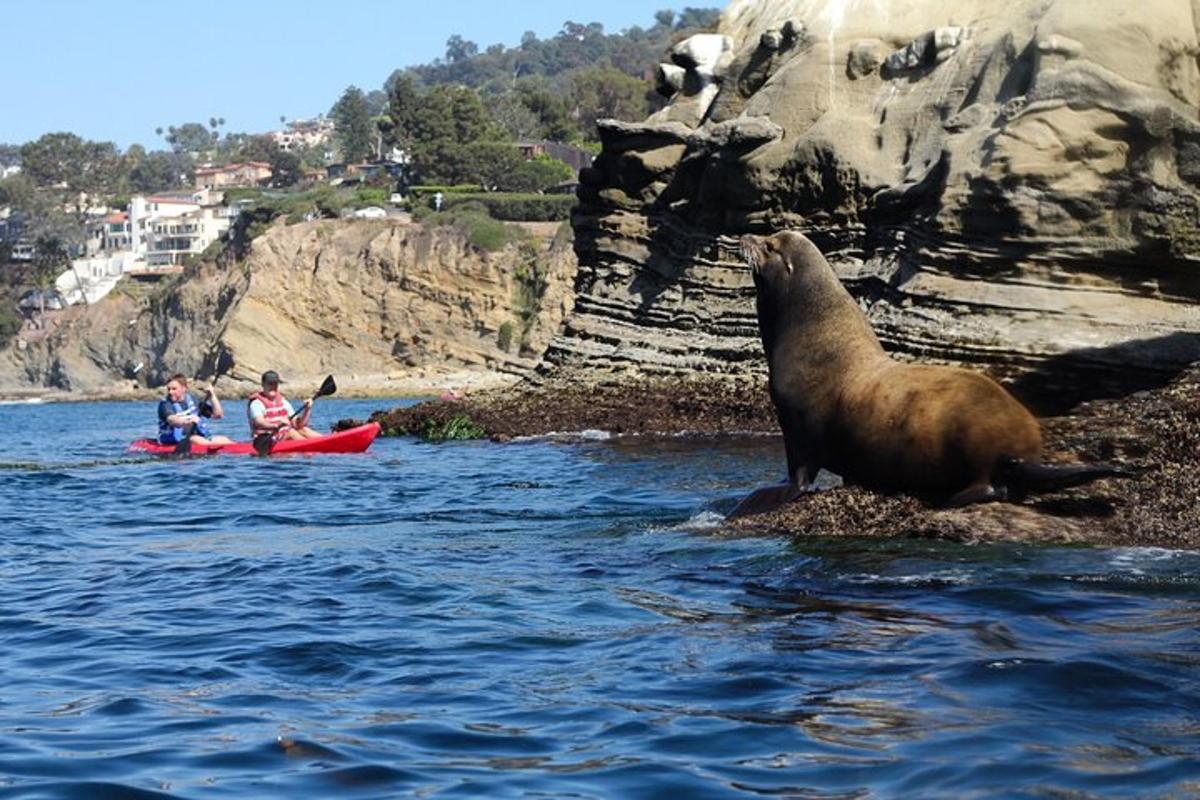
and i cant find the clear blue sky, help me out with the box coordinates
[0,1,698,150]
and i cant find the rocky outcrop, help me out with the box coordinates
[0,219,576,394]
[556,0,1200,409]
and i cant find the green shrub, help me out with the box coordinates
[0,301,21,347]
[418,202,529,252]
[354,185,390,208]
[420,414,485,442]
[506,155,574,193]
[442,192,575,221]
[460,214,522,252]
[223,187,264,205]
[497,321,514,352]
[407,185,483,201]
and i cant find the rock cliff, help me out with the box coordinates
[554,0,1200,409]
[0,219,576,395]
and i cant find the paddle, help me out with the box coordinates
[174,349,236,456]
[253,374,337,456]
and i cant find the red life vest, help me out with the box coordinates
[248,391,289,434]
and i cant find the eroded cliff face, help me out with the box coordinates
[556,0,1200,407]
[0,219,576,394]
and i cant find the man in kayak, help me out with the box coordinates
[247,370,322,441]
[158,374,234,448]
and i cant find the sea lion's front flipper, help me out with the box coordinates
[727,482,804,519]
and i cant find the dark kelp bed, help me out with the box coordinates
[351,365,1200,550]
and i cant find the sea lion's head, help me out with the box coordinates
[740,230,816,280]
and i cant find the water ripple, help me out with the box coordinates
[0,400,1197,797]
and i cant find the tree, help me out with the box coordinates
[0,143,20,168]
[19,133,121,209]
[164,122,216,154]
[208,116,226,142]
[492,93,541,141]
[27,214,76,324]
[505,154,574,192]
[676,7,721,30]
[385,74,423,149]
[515,81,577,141]
[331,85,373,163]
[128,150,191,193]
[268,148,303,188]
[569,66,651,138]
[445,34,479,63]
[0,173,35,210]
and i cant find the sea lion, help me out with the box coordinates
[731,230,1129,517]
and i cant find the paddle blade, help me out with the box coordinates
[215,348,236,377]
[315,375,337,399]
[252,433,274,457]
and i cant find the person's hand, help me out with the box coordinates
[202,385,214,397]
[303,399,313,410]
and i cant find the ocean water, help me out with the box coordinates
[0,399,1197,799]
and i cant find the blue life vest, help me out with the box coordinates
[158,393,211,444]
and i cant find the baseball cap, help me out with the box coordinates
[261,370,282,385]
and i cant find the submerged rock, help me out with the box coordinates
[379,362,1200,549]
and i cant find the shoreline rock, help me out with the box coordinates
[370,364,1200,551]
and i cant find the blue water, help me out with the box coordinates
[0,399,1198,799]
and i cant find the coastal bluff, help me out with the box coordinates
[375,0,1200,548]
[0,218,576,395]
[549,0,1200,406]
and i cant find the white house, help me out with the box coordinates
[55,189,235,305]
[270,117,335,152]
[128,189,231,267]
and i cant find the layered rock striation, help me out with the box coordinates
[555,0,1200,408]
[0,219,576,394]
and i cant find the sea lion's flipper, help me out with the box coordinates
[997,457,1138,495]
[728,482,804,519]
[945,483,1007,508]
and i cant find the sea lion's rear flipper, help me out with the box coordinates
[728,482,804,519]
[945,483,1007,507]
[997,457,1138,496]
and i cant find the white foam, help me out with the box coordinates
[666,511,727,531]
[512,429,614,443]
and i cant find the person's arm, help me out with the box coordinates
[295,399,313,429]
[283,397,311,430]
[201,387,224,420]
[160,400,196,428]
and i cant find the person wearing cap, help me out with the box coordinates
[247,370,321,440]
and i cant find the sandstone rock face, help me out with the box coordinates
[0,219,576,394]
[561,0,1200,407]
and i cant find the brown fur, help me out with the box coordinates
[740,230,1041,504]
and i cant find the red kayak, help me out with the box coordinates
[128,422,382,456]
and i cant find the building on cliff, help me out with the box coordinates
[130,190,233,268]
[53,189,235,307]
[193,162,273,191]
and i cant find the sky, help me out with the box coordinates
[0,0,699,151]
